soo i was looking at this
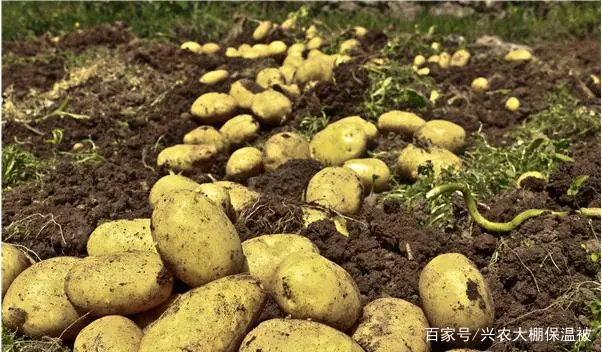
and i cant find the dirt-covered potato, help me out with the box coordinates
[132,294,180,330]
[149,174,200,208]
[240,319,365,352]
[180,41,202,53]
[340,39,360,54]
[256,68,285,89]
[439,51,451,68]
[2,257,83,338]
[280,65,297,84]
[505,96,520,111]
[251,89,292,125]
[199,69,229,85]
[450,49,470,67]
[229,79,263,109]
[242,234,319,291]
[201,42,220,55]
[515,171,546,188]
[268,41,287,55]
[87,219,156,255]
[306,166,363,215]
[152,190,244,287]
[219,114,260,146]
[377,110,426,135]
[419,253,495,335]
[226,147,264,180]
[253,20,272,41]
[273,252,362,331]
[278,83,301,99]
[295,55,334,84]
[190,92,237,124]
[183,126,228,152]
[214,181,260,215]
[310,123,368,166]
[74,316,142,352]
[139,274,266,352]
[65,251,173,316]
[197,183,236,222]
[263,132,310,171]
[156,144,217,172]
[352,298,430,352]
[415,120,466,152]
[397,144,462,181]
[2,243,31,297]
[302,207,349,236]
[470,77,489,93]
[330,116,378,141]
[343,158,391,192]
[505,48,532,62]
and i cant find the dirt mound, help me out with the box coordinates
[2,57,66,97]
[60,22,132,51]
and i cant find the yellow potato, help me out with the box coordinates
[377,110,426,135]
[340,39,360,54]
[430,90,440,104]
[74,316,142,352]
[256,68,285,88]
[149,174,200,209]
[329,116,378,141]
[505,96,520,111]
[226,147,264,180]
[439,52,451,69]
[252,44,272,58]
[213,181,260,215]
[131,294,180,330]
[427,55,440,63]
[190,92,237,124]
[450,49,470,67]
[431,42,441,52]
[268,41,287,55]
[197,183,236,222]
[87,219,156,255]
[288,43,306,56]
[263,132,310,171]
[283,54,304,68]
[397,144,462,181]
[281,18,296,31]
[305,25,318,39]
[180,41,202,54]
[278,83,301,98]
[201,42,220,55]
[515,171,546,188]
[253,20,272,41]
[219,114,260,146]
[310,123,368,166]
[307,36,323,50]
[505,49,532,62]
[416,67,430,76]
[280,65,297,85]
[413,55,426,67]
[353,26,368,38]
[183,125,228,152]
[302,207,349,237]
[229,79,262,109]
[343,158,391,192]
[251,89,292,125]
[306,166,363,215]
[238,43,252,54]
[295,55,334,84]
[225,47,240,57]
[156,144,217,172]
[199,69,229,85]
[415,120,466,152]
[2,243,31,296]
[470,77,489,93]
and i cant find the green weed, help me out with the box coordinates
[297,111,330,138]
[2,145,46,190]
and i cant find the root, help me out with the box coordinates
[5,213,66,246]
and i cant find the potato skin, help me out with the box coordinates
[396,144,462,181]
[151,189,244,287]
[377,110,426,135]
[197,183,236,222]
[343,158,391,192]
[86,219,156,256]
[310,123,368,166]
[329,116,378,141]
[226,147,264,180]
[240,319,365,352]
[256,68,284,88]
[139,274,266,352]
[2,243,31,296]
[415,120,466,152]
[272,252,362,331]
[219,114,260,146]
[295,56,334,84]
[262,132,310,171]
[306,167,363,215]
[213,181,260,216]
[131,294,180,330]
[190,92,237,124]
[251,90,292,125]
[2,257,83,338]
[74,315,142,352]
[229,80,262,109]
[156,144,217,172]
[65,251,173,316]
[352,298,431,352]
[149,174,200,209]
[183,125,228,152]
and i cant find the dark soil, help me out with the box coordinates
[2,57,66,97]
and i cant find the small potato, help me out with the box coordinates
[280,65,297,84]
[439,52,451,69]
[307,36,323,50]
[240,319,365,352]
[450,49,470,67]
[213,181,260,215]
[295,56,334,84]
[242,234,318,291]
[302,207,349,237]
[427,55,440,63]
[281,18,296,31]
[397,144,462,181]
[229,79,263,109]
[65,251,173,316]
[180,41,202,54]
[352,298,430,352]
[156,144,217,172]
[139,274,266,352]
[199,69,229,85]
[74,316,142,352]
[219,114,260,146]
[283,54,304,68]
[505,49,532,62]
[201,42,220,55]
[238,43,252,54]
[183,125,228,152]
[268,41,287,55]
[515,171,546,188]
[306,167,363,215]
[431,42,441,51]
[415,120,466,152]
[190,92,237,124]
[278,83,301,99]
[149,174,200,208]
[273,252,362,331]
[416,67,430,76]
[253,20,272,41]
[470,77,489,93]
[263,132,310,171]
[310,123,368,166]
[305,25,318,39]
[251,89,292,125]
[252,44,271,58]
[2,243,31,297]
[288,43,306,56]
[430,90,440,104]
[226,147,264,180]
[378,110,426,135]
[329,116,378,141]
[343,158,391,192]
[87,219,156,256]
[505,96,520,111]
[413,55,426,67]
[353,26,368,38]
[256,68,285,88]
[340,39,360,54]
[225,47,240,57]
[131,294,180,330]
[197,183,236,221]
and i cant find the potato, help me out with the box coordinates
[180,41,202,54]
[330,116,378,141]
[183,125,228,152]
[139,274,266,352]
[302,207,349,237]
[131,294,180,330]
[149,174,200,208]
[252,44,271,58]
[156,144,217,172]
[240,319,365,352]
[427,55,440,63]
[268,41,287,55]
[419,253,495,335]
[281,18,296,31]
[450,49,470,67]
[273,252,362,331]
[262,132,310,171]
[87,219,156,256]
[295,55,334,84]
[242,234,318,291]
[415,120,466,152]
[343,158,391,192]
[213,181,260,215]
[288,43,306,56]
[253,20,272,41]
[74,316,142,352]
[226,147,264,180]
[377,110,426,135]
[238,43,252,54]
[256,68,285,89]
[505,96,520,111]
[397,144,462,181]
[305,25,318,39]
[2,243,31,296]
[515,171,546,188]
[190,92,237,124]
[278,83,301,99]
[310,123,368,166]
[430,90,440,104]
[413,55,426,67]
[431,42,441,51]
[202,42,220,55]
[439,51,451,69]
[307,36,323,50]
[225,47,240,58]
[230,79,263,109]
[200,69,229,85]
[352,298,430,352]
[416,67,430,76]
[197,183,236,222]
[306,166,363,215]
[219,114,260,146]
[470,77,489,93]
[251,89,292,125]
[65,251,173,316]
[340,39,360,54]
[504,48,532,62]
[2,257,83,338]
[283,54,304,68]
[353,26,368,38]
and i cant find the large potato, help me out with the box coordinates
[415,120,466,152]
[295,55,334,84]
[183,125,228,152]
[310,123,368,166]
[251,90,292,125]
[242,234,318,291]
[343,158,391,192]
[377,110,426,135]
[256,68,285,89]
[263,132,310,171]
[131,294,180,330]
[156,144,217,172]
[74,315,142,352]
[2,243,31,296]
[397,144,462,181]
[352,298,430,352]
[149,174,200,208]
[86,219,156,255]
[139,274,266,352]
[306,167,363,215]
[329,116,378,141]
[240,319,365,352]
[213,181,260,215]
[190,93,237,124]
[219,114,260,146]
[272,252,361,331]
[268,41,287,55]
[151,189,244,287]
[65,251,173,316]
[2,257,83,338]
[197,183,236,222]
[226,147,264,180]
[229,80,263,109]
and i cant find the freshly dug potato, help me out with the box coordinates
[352,298,430,352]
[190,92,237,124]
[397,144,462,181]
[281,18,296,31]
[310,123,368,166]
[343,158,391,192]
[288,43,306,56]
[268,41,287,55]
[156,144,217,172]
[419,253,495,334]
[197,183,236,222]
[252,44,271,58]
[87,219,156,256]
[413,55,426,67]
[131,294,180,330]
[256,68,285,88]
[225,47,240,57]
[353,26,368,38]
[505,96,520,111]
[238,43,252,54]
[251,89,292,125]
[253,20,272,41]
[307,36,323,50]
[65,251,173,316]
[302,207,349,237]
[450,49,470,67]
[2,257,83,338]
[470,77,489,93]
[240,319,365,352]
[152,190,244,287]
[149,174,200,209]
[280,65,297,84]
[139,274,266,352]
[377,110,426,135]
[278,83,301,98]
[263,132,310,171]
[330,116,378,141]
[295,55,334,84]
[180,41,202,53]
[199,69,229,85]
[504,49,532,62]
[201,42,220,55]
[439,51,451,69]
[183,125,228,152]
[340,39,360,54]
[273,252,362,331]
[219,114,260,146]
[2,243,31,296]
[430,90,440,104]
[515,171,546,188]
[213,181,260,215]
[416,67,430,76]
[431,42,441,51]
[427,55,440,63]
[306,167,363,215]
[74,316,142,352]
[415,120,466,152]
[226,147,264,180]
[242,234,318,291]
[305,25,318,39]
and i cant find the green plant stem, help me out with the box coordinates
[426,183,601,233]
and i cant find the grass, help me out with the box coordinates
[2,145,46,191]
[2,327,68,352]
